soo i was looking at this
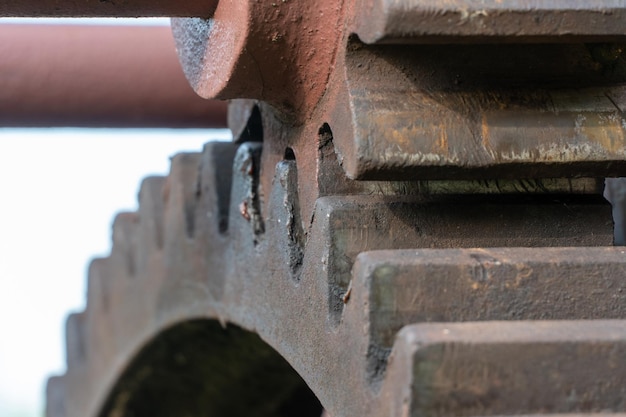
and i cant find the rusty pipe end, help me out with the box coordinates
[0,24,227,128]
[0,0,219,18]
[172,0,346,120]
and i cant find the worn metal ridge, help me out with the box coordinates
[355,0,626,43]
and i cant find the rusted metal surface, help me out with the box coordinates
[316,194,613,326]
[355,247,626,349]
[45,139,626,417]
[0,25,227,127]
[0,0,217,17]
[169,2,626,179]
[327,41,626,179]
[9,0,624,416]
[171,0,345,117]
[354,0,626,44]
[383,321,626,417]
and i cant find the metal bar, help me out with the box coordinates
[0,0,217,18]
[0,24,227,128]
[355,0,626,43]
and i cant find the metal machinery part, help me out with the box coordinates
[4,1,626,417]
[0,24,227,127]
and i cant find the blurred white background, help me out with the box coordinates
[0,128,230,417]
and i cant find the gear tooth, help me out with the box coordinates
[84,257,116,371]
[137,176,166,273]
[312,195,614,327]
[65,312,87,371]
[110,212,139,278]
[162,152,203,272]
[45,375,67,417]
[158,142,238,311]
[164,152,202,244]
[86,257,112,314]
[227,142,264,241]
[351,247,626,385]
[384,321,626,417]
[197,141,239,235]
[152,152,205,314]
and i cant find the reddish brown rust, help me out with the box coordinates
[239,201,250,221]
[0,0,218,17]
[172,0,345,119]
[0,24,227,128]
[16,0,626,416]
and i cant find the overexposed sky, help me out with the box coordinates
[0,128,230,417]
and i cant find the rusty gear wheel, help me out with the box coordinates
[47,132,626,417]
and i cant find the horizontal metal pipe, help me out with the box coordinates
[0,24,227,128]
[0,0,217,17]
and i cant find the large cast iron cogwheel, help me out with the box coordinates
[47,137,626,417]
[21,0,626,416]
